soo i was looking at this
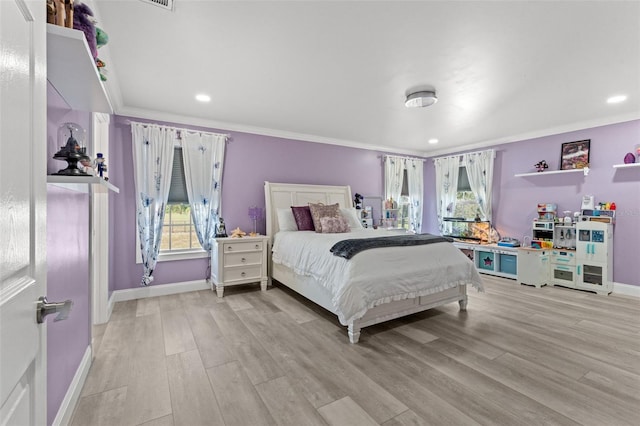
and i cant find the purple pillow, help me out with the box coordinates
[291,206,315,231]
[320,216,350,233]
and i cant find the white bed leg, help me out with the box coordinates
[459,296,468,311]
[348,324,361,344]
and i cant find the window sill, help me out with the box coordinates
[135,248,208,264]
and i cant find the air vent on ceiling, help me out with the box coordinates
[139,0,174,11]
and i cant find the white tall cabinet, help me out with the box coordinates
[576,221,613,295]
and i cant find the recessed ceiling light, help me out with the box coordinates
[405,90,438,108]
[195,94,211,102]
[428,139,439,144]
[607,95,627,104]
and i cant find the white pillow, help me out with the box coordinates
[340,207,364,230]
[276,208,298,232]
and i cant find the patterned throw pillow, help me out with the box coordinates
[308,203,341,233]
[291,206,315,231]
[319,216,350,233]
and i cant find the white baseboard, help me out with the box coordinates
[111,279,211,303]
[106,291,115,322]
[52,345,92,426]
[612,281,640,298]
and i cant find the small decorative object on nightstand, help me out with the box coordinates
[248,206,264,236]
[210,235,269,297]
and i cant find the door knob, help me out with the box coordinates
[36,296,73,324]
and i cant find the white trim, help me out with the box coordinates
[612,281,640,298]
[107,292,115,321]
[134,245,209,264]
[91,113,111,326]
[51,346,92,426]
[111,279,210,303]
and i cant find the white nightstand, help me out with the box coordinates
[210,235,269,297]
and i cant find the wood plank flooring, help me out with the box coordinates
[71,277,640,426]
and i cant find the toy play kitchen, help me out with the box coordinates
[519,198,614,294]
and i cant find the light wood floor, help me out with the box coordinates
[71,276,640,426]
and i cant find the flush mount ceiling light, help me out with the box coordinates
[428,139,439,144]
[405,90,438,108]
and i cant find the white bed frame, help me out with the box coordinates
[264,181,467,343]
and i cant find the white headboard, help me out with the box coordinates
[264,182,353,241]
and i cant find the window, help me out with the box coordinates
[454,166,481,220]
[161,147,201,252]
[136,147,208,263]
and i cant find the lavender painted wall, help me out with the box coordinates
[424,120,640,286]
[109,115,389,290]
[46,186,90,425]
[47,83,92,425]
[110,115,638,290]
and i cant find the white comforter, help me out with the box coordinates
[271,229,483,325]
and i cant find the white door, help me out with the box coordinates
[0,0,47,425]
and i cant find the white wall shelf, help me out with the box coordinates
[515,167,589,177]
[47,24,113,114]
[612,163,640,169]
[47,175,119,193]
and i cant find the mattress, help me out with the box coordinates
[272,229,483,325]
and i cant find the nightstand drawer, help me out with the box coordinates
[223,241,264,253]
[224,251,262,267]
[224,265,262,282]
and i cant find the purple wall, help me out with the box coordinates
[110,115,639,290]
[46,83,92,425]
[424,120,640,286]
[109,115,389,290]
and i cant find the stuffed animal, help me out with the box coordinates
[73,2,98,59]
[94,27,109,80]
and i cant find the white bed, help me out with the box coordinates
[264,182,483,343]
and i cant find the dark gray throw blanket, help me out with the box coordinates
[330,233,454,259]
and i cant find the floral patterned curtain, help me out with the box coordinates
[433,155,460,235]
[462,149,494,221]
[131,123,177,286]
[405,158,424,233]
[180,131,227,252]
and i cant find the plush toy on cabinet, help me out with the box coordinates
[73,2,98,59]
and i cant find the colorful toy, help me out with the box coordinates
[534,160,548,172]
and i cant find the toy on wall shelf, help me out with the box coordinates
[534,160,548,172]
[93,152,108,180]
[624,152,636,164]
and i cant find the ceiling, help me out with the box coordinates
[91,0,640,156]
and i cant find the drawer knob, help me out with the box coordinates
[241,257,246,263]
[255,244,259,249]
[227,246,232,251]
[241,272,246,277]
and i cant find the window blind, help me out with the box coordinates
[167,147,189,204]
[457,166,471,192]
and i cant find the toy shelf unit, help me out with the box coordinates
[382,208,401,229]
[453,242,518,280]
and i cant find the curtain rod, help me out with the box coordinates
[381,154,426,162]
[431,148,495,162]
[128,120,229,140]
